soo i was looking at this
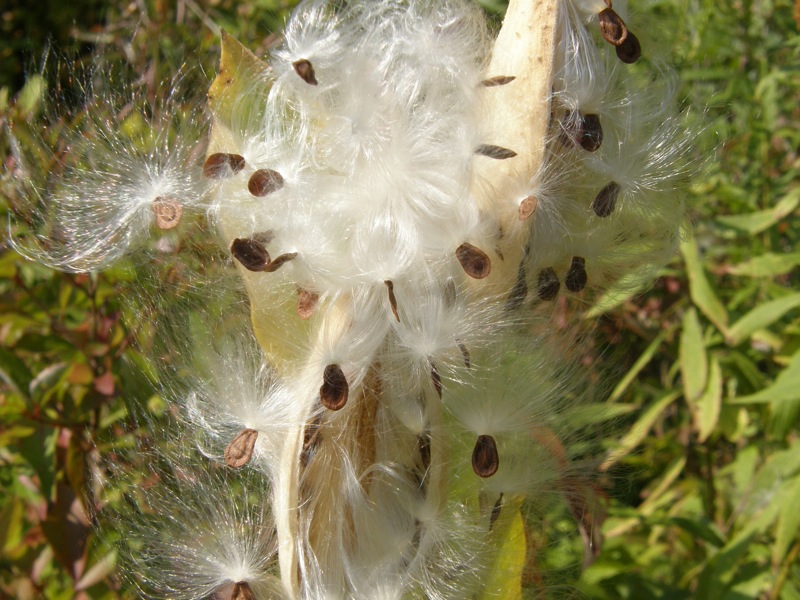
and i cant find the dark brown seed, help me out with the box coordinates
[565,256,588,293]
[151,196,183,230]
[297,288,319,320]
[263,252,298,273]
[475,144,518,160]
[615,31,641,64]
[456,339,471,368]
[301,413,323,466]
[505,261,528,311]
[248,169,284,197]
[481,75,516,87]
[489,493,504,531]
[598,8,628,46]
[224,429,258,469]
[292,59,318,85]
[518,195,538,221]
[385,280,400,322]
[417,431,432,471]
[592,181,621,217]
[579,113,603,152]
[320,364,348,411]
[431,363,442,398]
[536,267,560,301]
[472,434,499,478]
[203,152,246,178]
[231,581,256,600]
[231,238,270,272]
[455,243,492,279]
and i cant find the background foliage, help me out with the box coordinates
[1,0,799,598]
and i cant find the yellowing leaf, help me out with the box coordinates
[691,356,722,443]
[726,292,800,346]
[680,237,729,333]
[680,308,707,402]
[481,499,525,600]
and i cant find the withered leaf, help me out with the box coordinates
[475,144,518,160]
[565,256,588,293]
[615,31,641,64]
[481,75,516,87]
[248,169,285,196]
[297,288,319,320]
[231,581,256,600]
[320,364,348,411]
[225,429,258,469]
[536,267,560,301]
[472,434,499,478]
[384,280,400,322]
[263,252,298,273]
[456,243,492,279]
[152,196,183,230]
[518,195,538,221]
[292,59,318,85]
[231,238,270,271]
[592,181,621,218]
[598,8,629,46]
[203,152,246,178]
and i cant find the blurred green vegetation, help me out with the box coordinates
[1,0,799,598]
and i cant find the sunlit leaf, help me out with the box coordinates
[680,236,729,333]
[726,293,800,346]
[775,474,800,566]
[730,349,800,405]
[715,189,800,234]
[680,308,707,402]
[727,252,800,277]
[692,356,722,442]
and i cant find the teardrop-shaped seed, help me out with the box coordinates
[472,434,499,478]
[152,196,183,230]
[224,429,258,469]
[565,256,588,293]
[297,288,319,320]
[231,238,270,272]
[248,169,284,197]
[417,431,432,471]
[518,195,538,221]
[592,181,621,217]
[320,364,348,411]
[579,113,603,152]
[231,581,256,600]
[203,152,246,178]
[489,493,504,531]
[536,267,560,301]
[385,280,400,322]
[481,75,516,87]
[263,252,298,273]
[292,59,318,85]
[615,31,641,64]
[456,339,471,368]
[456,243,492,279]
[431,363,443,398]
[475,144,518,159]
[598,8,628,46]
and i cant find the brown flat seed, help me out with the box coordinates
[248,169,285,197]
[292,59,318,85]
[456,339,471,368]
[203,152,246,178]
[519,195,538,221]
[320,364,348,411]
[231,238,270,272]
[475,144,518,160]
[505,262,528,311]
[417,431,432,471]
[297,288,319,320]
[385,280,400,322]
[565,256,588,293]
[263,252,298,273]
[225,429,258,469]
[152,196,183,230]
[489,493,504,531]
[598,8,628,46]
[431,363,443,398]
[579,113,603,152]
[456,243,492,279]
[481,75,516,87]
[472,434,499,478]
[231,581,256,600]
[592,181,621,217]
[537,267,560,301]
[615,31,641,64]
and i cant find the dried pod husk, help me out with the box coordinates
[224,429,259,469]
[203,152,246,178]
[384,280,400,322]
[320,364,349,411]
[598,8,628,46]
[297,288,319,320]
[231,238,270,272]
[565,256,588,293]
[592,181,621,217]
[472,434,499,478]
[475,144,518,159]
[248,169,285,196]
[615,31,642,64]
[455,243,492,279]
[230,581,256,600]
[292,58,318,85]
[481,75,516,87]
[536,267,560,301]
[151,196,183,230]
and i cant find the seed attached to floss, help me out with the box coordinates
[565,256,588,293]
[263,252,298,273]
[616,31,642,64]
[518,195,538,221]
[537,267,560,301]
[320,364,349,411]
[480,75,516,87]
[592,181,621,217]
[292,58,318,85]
[151,196,183,230]
[203,152,246,178]
[475,144,518,160]
[431,362,443,399]
[231,237,270,272]
[248,169,285,197]
[489,493,504,531]
[230,581,256,600]
[456,339,471,368]
[384,280,400,322]
[224,428,259,469]
[598,8,628,46]
[301,413,323,466]
[297,288,320,320]
[456,243,492,279]
[579,113,603,152]
[417,431,432,471]
[472,434,499,478]
[505,262,528,311]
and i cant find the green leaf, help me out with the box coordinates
[775,474,800,566]
[0,346,33,398]
[680,308,707,402]
[680,236,729,333]
[715,189,800,234]
[608,327,672,403]
[731,349,800,405]
[726,292,800,346]
[692,356,722,443]
[667,516,726,548]
[727,252,800,277]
